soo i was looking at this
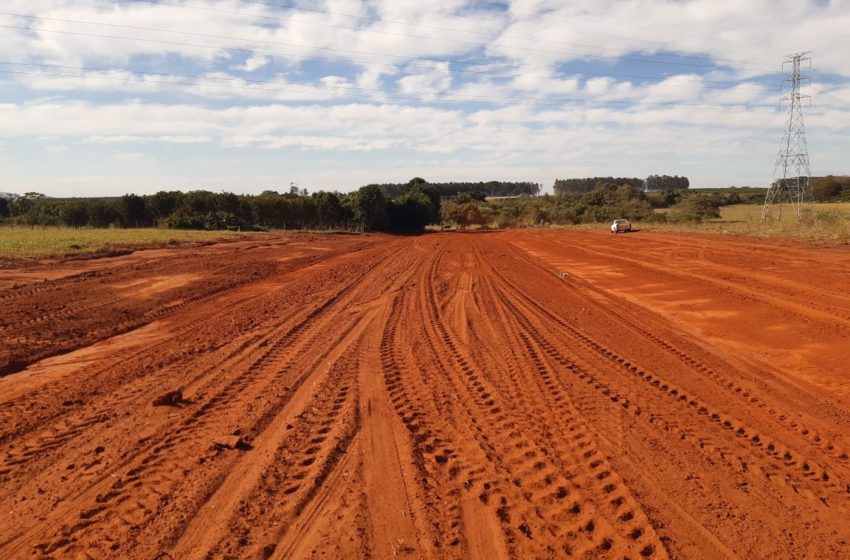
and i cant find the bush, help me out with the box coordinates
[386,192,433,231]
[166,211,250,231]
[441,201,491,230]
[642,212,668,224]
[670,195,721,221]
[811,177,844,201]
[350,185,389,231]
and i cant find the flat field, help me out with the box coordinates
[649,202,850,243]
[1,231,849,559]
[0,227,244,257]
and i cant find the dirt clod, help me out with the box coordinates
[213,436,251,451]
[152,390,184,407]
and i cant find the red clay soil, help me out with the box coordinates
[1,230,849,559]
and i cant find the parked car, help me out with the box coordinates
[610,218,632,233]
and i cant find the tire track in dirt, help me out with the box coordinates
[491,232,850,558]
[409,242,667,558]
[504,235,850,455]
[0,237,403,559]
[0,236,371,376]
[0,245,385,474]
[462,243,665,558]
[3,231,850,559]
[506,235,850,478]
[169,244,423,560]
[486,248,846,506]
[0,239,376,436]
[546,236,850,329]
[2,294,355,557]
[557,268,850,466]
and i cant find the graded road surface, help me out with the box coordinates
[1,231,849,559]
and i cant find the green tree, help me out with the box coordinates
[441,201,491,230]
[453,191,486,203]
[350,185,388,231]
[312,191,349,229]
[671,195,721,221]
[61,201,90,228]
[554,177,644,197]
[646,174,690,191]
[89,200,119,228]
[119,194,149,227]
[403,178,440,223]
[407,177,428,189]
[12,193,48,227]
[387,192,432,231]
[252,193,286,228]
[811,176,841,201]
[0,198,9,219]
[146,191,182,223]
[216,192,241,215]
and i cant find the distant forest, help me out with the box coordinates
[0,185,428,232]
[553,177,646,196]
[1,175,848,232]
[0,178,539,232]
[553,175,689,196]
[372,181,540,199]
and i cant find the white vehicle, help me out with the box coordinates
[610,218,632,233]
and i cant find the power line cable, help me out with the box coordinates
[0,62,782,111]
[128,0,777,68]
[0,21,772,92]
[0,11,772,72]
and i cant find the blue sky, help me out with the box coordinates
[1,0,849,196]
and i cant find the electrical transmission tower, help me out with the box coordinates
[761,52,814,223]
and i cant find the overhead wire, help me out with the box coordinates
[0,61,781,111]
[0,19,772,92]
[0,11,775,73]
[128,0,778,69]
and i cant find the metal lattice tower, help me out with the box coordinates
[761,52,814,223]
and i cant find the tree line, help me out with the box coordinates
[374,180,540,199]
[442,182,764,228]
[644,175,690,191]
[552,175,690,196]
[3,175,847,232]
[553,177,646,196]
[0,181,441,232]
[810,176,850,201]
[0,178,548,232]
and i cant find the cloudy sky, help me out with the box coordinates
[1,0,848,196]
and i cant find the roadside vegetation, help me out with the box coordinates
[645,202,850,244]
[2,176,849,244]
[0,229,243,257]
[0,179,454,233]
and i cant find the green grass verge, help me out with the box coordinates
[642,202,850,244]
[0,227,247,257]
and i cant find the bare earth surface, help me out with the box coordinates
[1,230,849,559]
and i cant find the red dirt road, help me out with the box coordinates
[1,231,849,559]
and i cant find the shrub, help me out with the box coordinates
[670,195,721,221]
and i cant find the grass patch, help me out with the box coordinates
[640,203,850,244]
[0,227,247,257]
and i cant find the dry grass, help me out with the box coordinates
[640,203,850,245]
[0,227,246,257]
